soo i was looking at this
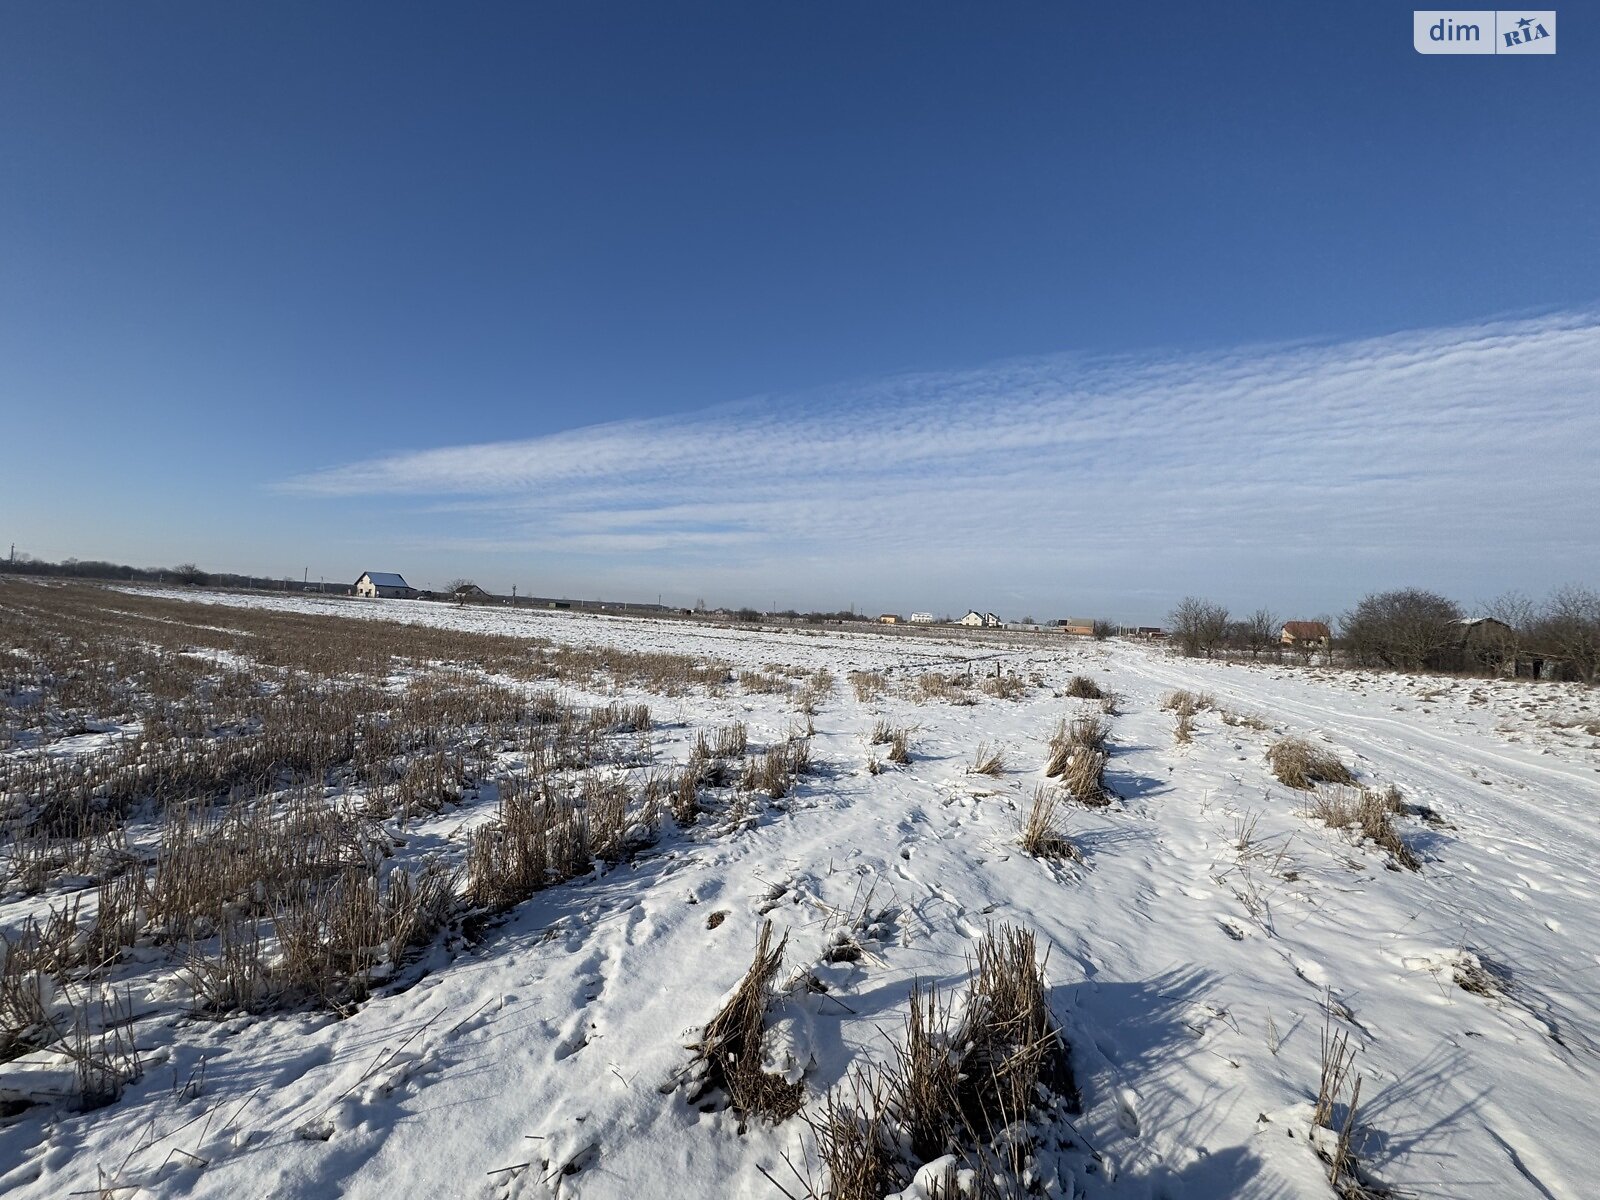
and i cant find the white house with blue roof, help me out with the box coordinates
[354,571,416,599]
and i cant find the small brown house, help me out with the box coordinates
[1281,620,1331,648]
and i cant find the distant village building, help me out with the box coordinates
[1058,618,1095,637]
[451,582,488,598]
[1452,616,1519,674]
[959,610,985,627]
[909,612,934,624]
[354,571,416,599]
[878,613,901,624]
[1280,620,1331,648]
[983,612,1002,627]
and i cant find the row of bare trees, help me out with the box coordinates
[1168,586,1600,683]
[1167,599,1298,660]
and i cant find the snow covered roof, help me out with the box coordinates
[359,572,411,588]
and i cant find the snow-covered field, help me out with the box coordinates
[3,585,1599,1199]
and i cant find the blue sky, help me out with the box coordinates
[2,3,1595,620]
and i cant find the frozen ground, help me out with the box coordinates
[4,588,1599,1199]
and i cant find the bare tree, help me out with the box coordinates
[171,563,209,587]
[1170,597,1230,658]
[1237,608,1280,660]
[1537,584,1600,685]
[1091,620,1115,640]
[1342,588,1462,671]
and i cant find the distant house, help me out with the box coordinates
[1058,617,1095,637]
[451,582,488,598]
[1280,620,1331,648]
[1452,617,1519,673]
[878,613,901,624]
[1135,626,1166,640]
[909,612,934,624]
[354,571,416,599]
[959,610,986,627]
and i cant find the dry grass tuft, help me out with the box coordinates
[1174,709,1195,745]
[1267,737,1357,790]
[739,669,793,696]
[848,670,887,703]
[800,925,1072,1199]
[804,1074,898,1200]
[1452,952,1506,997]
[963,925,1075,1126]
[756,737,811,798]
[886,729,911,765]
[914,672,976,706]
[1303,787,1420,870]
[1044,717,1109,805]
[1162,689,1215,717]
[672,766,701,825]
[1019,786,1079,860]
[1220,708,1272,731]
[1064,674,1103,699]
[712,721,749,759]
[1313,1006,1387,1198]
[968,742,1006,776]
[981,673,1028,701]
[691,920,805,1124]
[1060,747,1108,806]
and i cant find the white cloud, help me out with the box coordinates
[281,312,1600,617]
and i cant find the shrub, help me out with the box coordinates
[1342,587,1462,671]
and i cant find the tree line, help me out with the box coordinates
[1168,586,1600,685]
[3,553,275,591]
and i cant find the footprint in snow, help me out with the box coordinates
[554,1030,589,1061]
[1115,1087,1142,1137]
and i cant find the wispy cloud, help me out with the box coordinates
[281,312,1600,616]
